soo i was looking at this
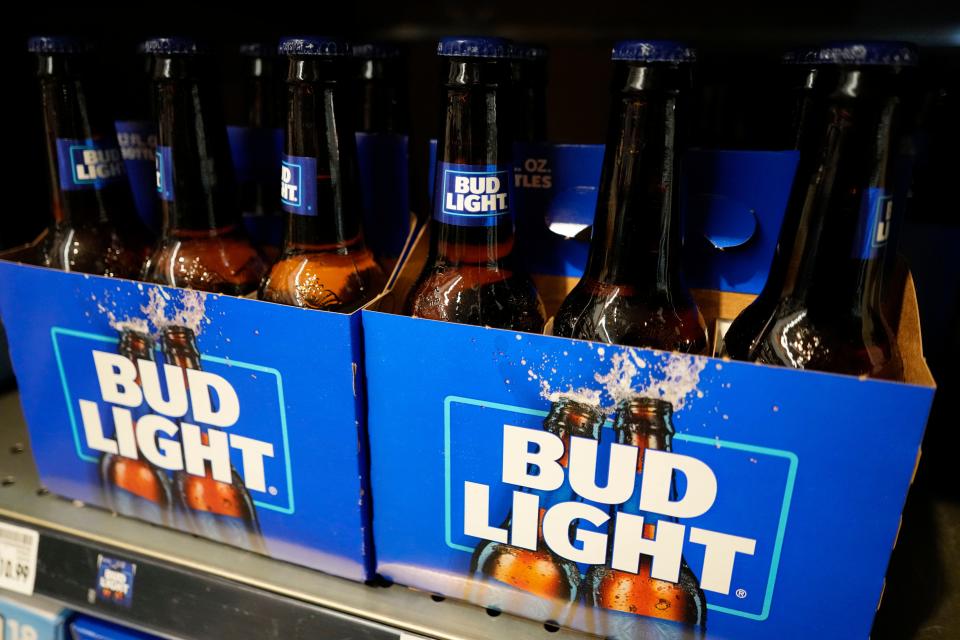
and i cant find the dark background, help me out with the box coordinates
[5,2,960,637]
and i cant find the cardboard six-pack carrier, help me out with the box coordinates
[0,141,935,639]
[363,143,936,639]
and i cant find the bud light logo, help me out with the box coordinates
[281,154,318,216]
[435,163,512,227]
[55,138,125,191]
[855,187,893,260]
[95,555,136,607]
[51,327,294,515]
[155,146,175,202]
[447,396,797,622]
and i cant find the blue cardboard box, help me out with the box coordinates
[0,592,71,640]
[0,250,396,582]
[363,222,935,638]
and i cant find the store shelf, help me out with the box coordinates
[0,391,594,640]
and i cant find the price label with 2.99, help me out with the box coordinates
[0,522,38,596]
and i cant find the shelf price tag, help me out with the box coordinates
[0,522,39,596]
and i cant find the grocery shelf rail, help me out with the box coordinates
[0,392,593,640]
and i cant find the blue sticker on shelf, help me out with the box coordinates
[96,555,136,608]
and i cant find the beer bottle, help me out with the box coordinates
[582,398,706,635]
[162,326,265,552]
[115,42,161,234]
[260,37,385,311]
[230,43,284,261]
[471,398,603,602]
[351,41,412,267]
[406,37,546,331]
[509,43,548,143]
[99,329,174,526]
[30,36,150,278]
[553,41,707,353]
[141,37,266,295]
[353,42,408,135]
[722,43,916,378]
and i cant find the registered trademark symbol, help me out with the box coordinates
[735,588,747,599]
[268,486,278,496]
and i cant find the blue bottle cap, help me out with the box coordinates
[351,42,401,59]
[783,42,918,66]
[27,36,90,54]
[142,37,208,56]
[278,36,351,57]
[611,40,696,63]
[437,37,512,59]
[510,42,548,61]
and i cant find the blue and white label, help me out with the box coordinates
[115,120,160,233]
[434,162,512,227]
[281,154,319,217]
[155,145,175,202]
[95,555,136,607]
[55,138,125,191]
[854,187,893,259]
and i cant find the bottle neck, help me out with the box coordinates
[511,59,547,143]
[357,59,407,134]
[615,414,675,528]
[155,55,240,234]
[431,58,515,267]
[242,57,280,128]
[775,67,903,318]
[521,411,601,540]
[584,63,687,295]
[282,58,366,253]
[37,54,128,227]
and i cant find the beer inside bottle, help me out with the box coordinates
[141,37,266,295]
[30,36,150,278]
[231,42,284,261]
[553,41,707,353]
[406,37,545,332]
[582,398,707,635]
[471,398,603,603]
[509,43,548,143]
[161,326,266,553]
[259,37,385,311]
[99,329,174,526]
[722,42,916,378]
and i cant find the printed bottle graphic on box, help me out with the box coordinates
[99,329,175,527]
[161,326,265,552]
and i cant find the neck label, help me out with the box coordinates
[281,154,319,217]
[854,187,893,259]
[435,162,511,227]
[155,146,175,202]
[56,137,125,191]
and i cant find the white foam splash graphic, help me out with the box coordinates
[140,288,209,336]
[90,285,209,338]
[537,347,707,413]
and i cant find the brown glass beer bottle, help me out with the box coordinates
[259,37,385,311]
[140,37,266,295]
